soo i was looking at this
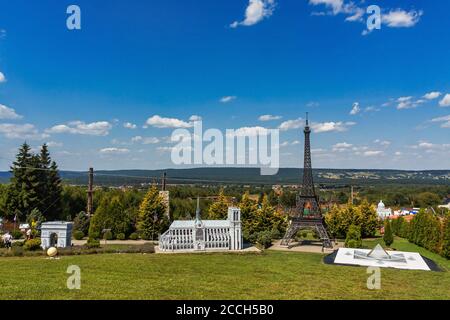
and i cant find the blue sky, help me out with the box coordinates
[0,0,449,171]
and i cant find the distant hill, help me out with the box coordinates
[1,168,449,186]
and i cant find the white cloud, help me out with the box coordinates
[227,126,269,137]
[363,150,384,157]
[123,122,137,129]
[0,123,49,140]
[311,121,355,133]
[0,104,22,120]
[46,121,112,136]
[423,91,442,100]
[145,115,193,129]
[220,96,237,103]
[46,141,63,147]
[374,139,391,146]
[430,115,450,128]
[258,114,282,121]
[396,96,416,110]
[309,0,344,15]
[99,147,130,154]
[364,106,380,112]
[278,118,304,131]
[350,102,360,115]
[332,142,353,152]
[132,136,160,145]
[0,72,6,83]
[439,94,450,107]
[230,0,276,28]
[382,9,423,28]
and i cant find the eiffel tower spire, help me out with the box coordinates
[281,114,332,248]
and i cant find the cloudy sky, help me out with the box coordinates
[0,0,449,171]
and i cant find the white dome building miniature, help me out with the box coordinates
[376,200,392,219]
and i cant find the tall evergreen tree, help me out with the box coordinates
[138,186,169,240]
[5,143,40,219]
[208,189,228,220]
[4,143,63,221]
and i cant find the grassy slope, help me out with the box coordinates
[0,248,448,300]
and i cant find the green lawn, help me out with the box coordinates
[0,244,448,300]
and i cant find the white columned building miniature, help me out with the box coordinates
[376,200,392,218]
[159,198,243,252]
[40,221,73,249]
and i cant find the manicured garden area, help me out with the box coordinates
[0,239,448,300]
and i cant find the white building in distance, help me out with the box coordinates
[159,198,243,252]
[376,200,392,218]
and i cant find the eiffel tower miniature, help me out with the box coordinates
[281,113,332,248]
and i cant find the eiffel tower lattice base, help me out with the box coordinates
[281,218,333,249]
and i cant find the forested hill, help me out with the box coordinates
[1,168,449,186]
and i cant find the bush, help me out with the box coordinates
[73,231,85,240]
[23,239,42,251]
[85,238,101,249]
[103,231,113,241]
[12,240,25,247]
[301,232,308,238]
[116,233,126,240]
[345,224,362,248]
[256,231,273,249]
[88,231,100,240]
[383,220,394,247]
[442,214,450,259]
[11,230,23,240]
[12,246,24,257]
[129,233,139,241]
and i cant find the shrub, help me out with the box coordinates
[129,233,139,240]
[256,231,273,249]
[12,246,24,257]
[442,214,450,259]
[12,240,25,247]
[88,231,100,240]
[301,232,308,238]
[103,231,113,241]
[345,225,362,248]
[85,238,101,249]
[383,220,394,247]
[73,231,85,240]
[23,239,42,251]
[116,233,126,240]
[11,230,23,240]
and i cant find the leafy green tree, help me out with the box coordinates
[138,186,169,240]
[358,200,378,237]
[239,192,258,240]
[383,220,394,247]
[73,211,90,235]
[442,213,450,259]
[208,189,228,220]
[345,224,362,248]
[89,195,136,238]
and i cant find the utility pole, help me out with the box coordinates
[351,186,354,205]
[162,172,167,191]
[87,167,94,217]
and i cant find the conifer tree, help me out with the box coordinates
[138,186,169,240]
[208,189,228,220]
[383,219,394,247]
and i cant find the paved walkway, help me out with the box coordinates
[155,245,261,254]
[72,239,155,246]
[268,240,343,254]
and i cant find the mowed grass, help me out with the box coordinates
[0,245,449,300]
